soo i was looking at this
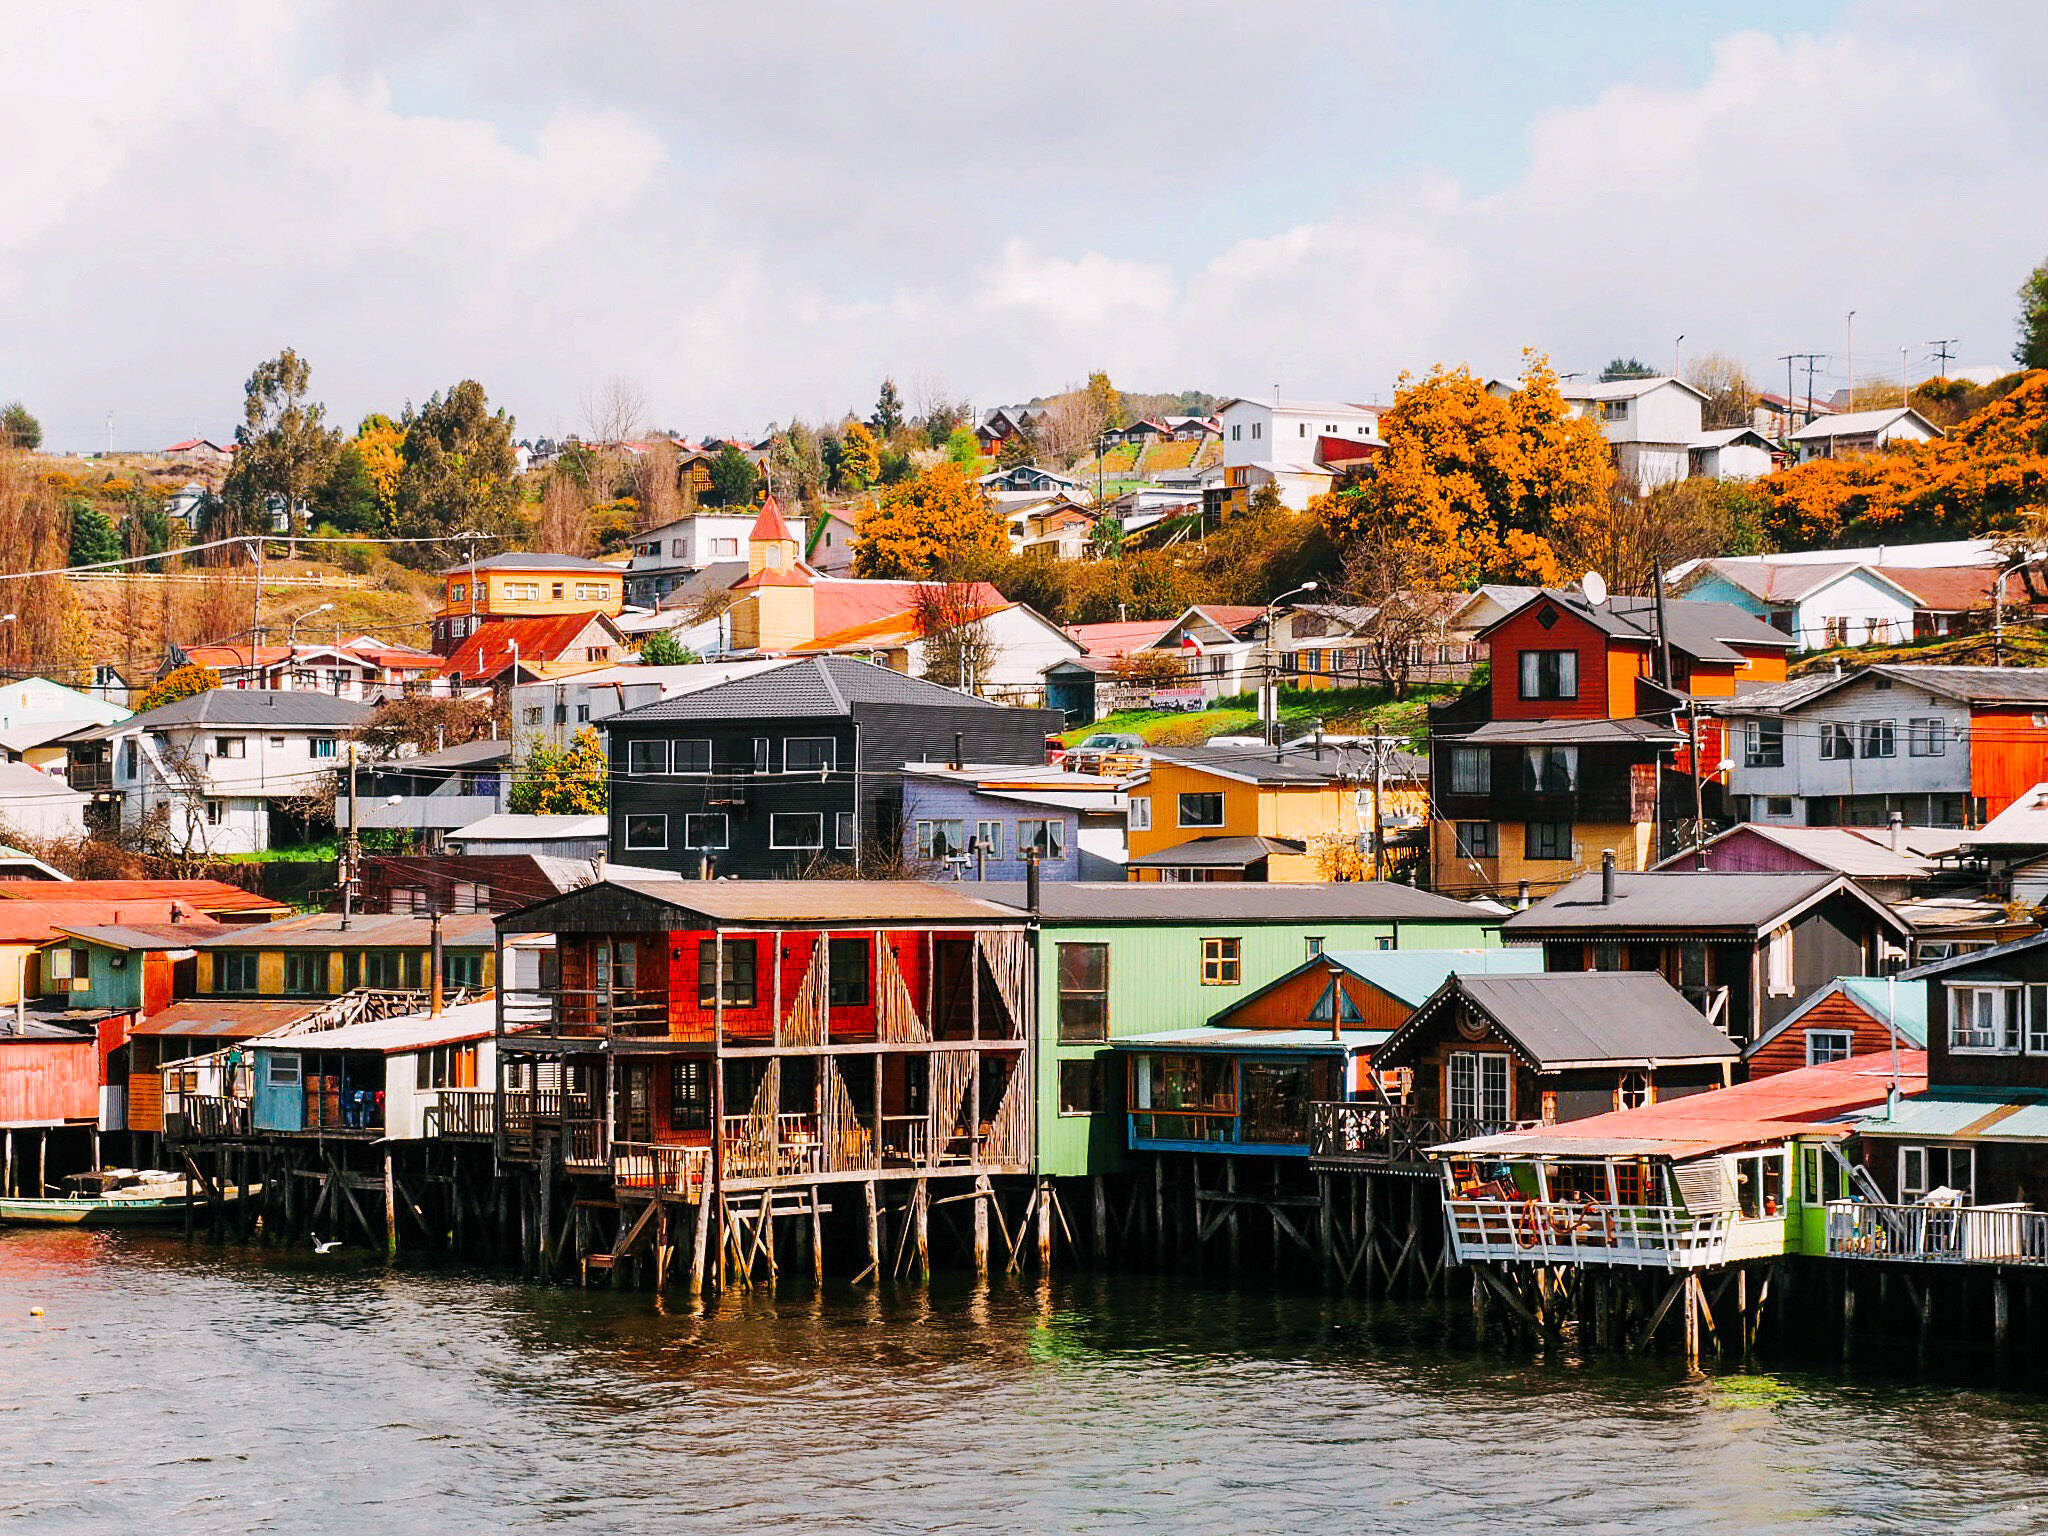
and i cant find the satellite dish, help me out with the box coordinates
[1582,571,1608,606]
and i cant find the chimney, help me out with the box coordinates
[169,904,182,925]
[429,910,445,1017]
[1890,810,1904,853]
[1601,849,1616,905]
[951,731,964,772]
[1516,879,1529,911]
[1024,847,1041,915]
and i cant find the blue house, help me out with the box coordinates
[900,763,1133,880]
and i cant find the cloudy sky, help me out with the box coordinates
[3,0,2043,451]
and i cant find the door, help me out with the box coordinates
[616,1061,652,1145]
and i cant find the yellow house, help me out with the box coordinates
[1125,746,1425,882]
[193,913,499,997]
[434,553,626,653]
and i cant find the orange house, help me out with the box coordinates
[1432,588,1793,898]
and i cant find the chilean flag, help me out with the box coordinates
[1180,631,1206,656]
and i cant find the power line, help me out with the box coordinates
[1928,339,1959,377]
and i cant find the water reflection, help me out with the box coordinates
[1,1229,2045,1534]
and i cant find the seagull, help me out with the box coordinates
[311,1235,342,1254]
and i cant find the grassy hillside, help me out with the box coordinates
[1062,685,1455,749]
[1788,625,2048,675]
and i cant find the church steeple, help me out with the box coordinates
[747,495,800,577]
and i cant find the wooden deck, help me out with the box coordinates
[1827,1200,2048,1266]
[1309,1103,1527,1171]
[1444,1197,1787,1269]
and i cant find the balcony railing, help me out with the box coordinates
[881,1114,930,1166]
[425,1088,497,1138]
[500,987,678,1041]
[1131,1107,1241,1144]
[613,1141,710,1200]
[1310,1103,1528,1166]
[1826,1200,2048,1265]
[172,1093,249,1139]
[1444,1198,1745,1269]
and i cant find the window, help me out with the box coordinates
[1057,942,1110,1041]
[1449,747,1491,795]
[1200,938,1242,985]
[2029,985,2048,1055]
[1764,924,1794,996]
[672,739,711,774]
[1524,821,1573,861]
[1733,1152,1786,1218]
[1900,1144,1974,1203]
[205,799,227,826]
[769,813,823,849]
[1802,1144,1849,1205]
[1909,718,1946,757]
[1743,719,1784,768]
[1805,1029,1854,1066]
[627,739,669,775]
[916,819,967,860]
[450,583,467,603]
[711,538,739,557]
[444,953,484,989]
[575,704,590,723]
[698,939,758,1008]
[623,813,668,851]
[684,813,729,849]
[1059,1057,1105,1115]
[1178,792,1225,828]
[1619,1071,1651,1109]
[1454,821,1498,859]
[358,949,422,989]
[310,736,337,759]
[1447,1051,1511,1123]
[1522,745,1578,794]
[282,951,326,995]
[1766,797,1794,817]
[1950,985,2020,1054]
[120,739,137,780]
[835,812,855,850]
[828,938,870,1007]
[1020,819,1066,860]
[1128,797,1152,831]
[523,706,543,726]
[668,1061,709,1131]
[267,1053,302,1089]
[1305,936,1325,958]
[1819,723,1854,760]
[504,581,541,600]
[1517,649,1578,700]
[1599,399,1629,422]
[1860,719,1895,758]
[784,737,835,773]
[214,736,247,759]
[574,582,609,601]
[975,820,1003,859]
[217,952,260,993]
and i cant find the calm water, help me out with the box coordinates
[4,1230,2047,1534]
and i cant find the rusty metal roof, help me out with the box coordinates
[129,1001,319,1038]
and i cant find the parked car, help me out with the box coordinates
[1064,732,1147,771]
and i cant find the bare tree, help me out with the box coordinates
[1683,352,1759,430]
[533,471,597,555]
[632,439,681,531]
[912,581,999,692]
[1340,530,1455,698]
[582,376,648,446]
[1032,389,1103,468]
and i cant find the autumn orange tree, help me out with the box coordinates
[854,462,1007,579]
[1316,350,1613,587]
[838,421,882,491]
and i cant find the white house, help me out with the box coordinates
[1215,397,1383,511]
[624,510,798,606]
[0,677,129,777]
[61,689,371,856]
[508,660,788,754]
[0,759,89,841]
[1686,427,1777,480]
[788,601,1085,705]
[1559,376,1711,489]
[1675,560,1923,651]
[1790,407,1943,461]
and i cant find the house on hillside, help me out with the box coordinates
[899,762,1134,880]
[433,553,626,653]
[1500,866,1913,1045]
[1719,664,2048,829]
[163,438,232,469]
[1214,396,1384,515]
[1675,559,1923,650]
[0,678,128,776]
[1790,407,1943,461]
[437,611,629,692]
[1559,376,1711,489]
[624,510,800,606]
[442,814,608,861]
[334,739,512,850]
[787,601,1083,704]
[1659,820,1957,905]
[1686,427,1777,480]
[1744,976,1926,1077]
[62,690,369,856]
[975,406,1042,457]
[1428,587,1794,896]
[599,656,1062,878]
[506,661,786,753]
[980,464,1084,499]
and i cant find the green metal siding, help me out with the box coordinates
[1034,915,1499,1176]
[53,939,146,1014]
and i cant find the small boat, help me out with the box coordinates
[0,1168,255,1228]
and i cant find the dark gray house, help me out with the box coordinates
[1500,866,1913,1045]
[600,656,1063,877]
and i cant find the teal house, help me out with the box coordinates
[975,882,1502,1177]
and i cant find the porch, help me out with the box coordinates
[1825,1200,2048,1266]
[1310,1103,1529,1170]
[1443,1197,1759,1269]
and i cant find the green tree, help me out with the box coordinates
[838,421,882,490]
[222,348,342,547]
[315,443,383,533]
[945,425,979,465]
[1601,357,1657,380]
[393,380,522,554]
[994,425,1034,468]
[510,726,608,814]
[66,498,120,566]
[871,378,904,438]
[705,444,761,507]
[0,402,41,451]
[2018,255,2048,370]
[638,630,697,666]
[136,663,221,714]
[1086,370,1125,431]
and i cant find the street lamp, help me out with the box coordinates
[283,602,335,688]
[1260,580,1320,742]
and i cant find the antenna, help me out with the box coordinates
[1582,571,1608,607]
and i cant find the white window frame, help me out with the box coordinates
[1900,1144,1974,1203]
[1819,723,1854,760]
[683,813,728,850]
[1022,818,1066,861]
[783,737,836,774]
[916,819,966,860]
[769,813,824,850]
[672,739,711,775]
[1860,718,1896,758]
[1908,717,1946,757]
[1517,649,1578,701]
[1804,1029,1854,1066]
[1128,796,1152,832]
[622,813,668,852]
[1764,925,1794,996]
[976,820,1003,859]
[626,739,669,776]
[1447,1051,1511,1123]
[1743,719,1784,768]
[1949,984,2021,1055]
[214,735,247,759]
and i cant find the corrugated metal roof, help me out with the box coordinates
[57,922,227,949]
[599,878,1022,925]
[1461,717,1684,747]
[130,1000,317,1038]
[1669,823,1937,878]
[1125,836,1304,868]
[1145,745,1353,784]
[197,912,499,949]
[0,879,286,915]
[65,690,369,741]
[445,814,606,844]
[1503,870,1871,936]
[1322,947,1546,1006]
[601,656,1014,723]
[1852,1088,2048,1143]
[1111,1027,1385,1051]
[1416,971,1740,1068]
[253,1000,499,1055]
[972,880,1492,924]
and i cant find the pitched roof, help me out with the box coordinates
[1384,971,1739,1071]
[1125,835,1304,869]
[1459,716,1685,747]
[1661,823,1939,879]
[599,656,1015,723]
[811,579,1007,639]
[442,552,623,576]
[1063,619,1179,658]
[1745,976,1928,1059]
[65,689,369,739]
[0,878,286,917]
[1144,745,1353,785]
[498,877,1023,933]
[970,880,1489,924]
[748,496,796,542]
[1789,407,1942,441]
[0,759,86,800]
[1501,870,1906,939]
[197,911,499,949]
[383,738,514,772]
[1682,558,1912,605]
[253,999,500,1054]
[1207,946,1541,1026]
[0,901,228,944]
[1731,664,2048,716]
[1483,589,1795,662]
[56,921,230,949]
[437,611,624,680]
[443,814,606,844]
[1443,1050,1928,1161]
[788,602,1009,654]
[1561,375,1708,404]
[1876,565,2001,610]
[128,1000,318,1039]
[1962,783,2048,850]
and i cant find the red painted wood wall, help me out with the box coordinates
[1970,708,2048,819]
[0,1039,98,1124]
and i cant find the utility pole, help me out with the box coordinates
[1370,727,1387,882]
[249,536,264,672]
[1928,339,1958,378]
[1846,310,1857,408]
[341,742,359,931]
[1779,353,1824,430]
[1688,702,1707,871]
